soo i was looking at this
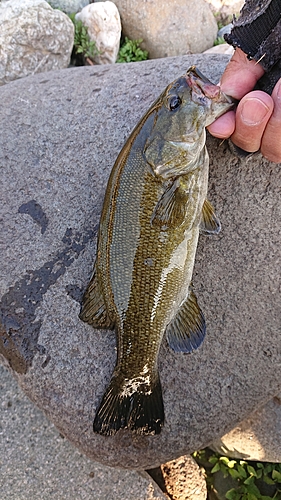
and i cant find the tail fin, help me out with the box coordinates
[93,373,164,436]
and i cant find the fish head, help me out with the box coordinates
[144,66,235,179]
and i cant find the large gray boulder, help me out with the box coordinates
[0,0,74,86]
[109,0,217,58]
[0,54,280,469]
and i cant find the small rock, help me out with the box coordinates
[205,0,244,23]
[0,0,74,86]
[203,44,234,55]
[76,1,121,64]
[161,455,207,499]
[110,0,218,58]
[48,0,89,14]
[217,22,233,38]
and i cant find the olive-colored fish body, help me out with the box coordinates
[80,67,234,436]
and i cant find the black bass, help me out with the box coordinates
[80,67,234,436]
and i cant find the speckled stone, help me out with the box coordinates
[0,54,280,469]
[161,455,207,499]
[0,365,165,499]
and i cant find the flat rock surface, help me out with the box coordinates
[0,365,165,500]
[0,54,280,469]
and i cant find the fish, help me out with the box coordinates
[79,67,235,436]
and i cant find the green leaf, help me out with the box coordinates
[272,469,281,482]
[244,476,255,485]
[245,482,261,496]
[225,488,240,500]
[209,457,219,464]
[263,476,275,485]
[211,462,221,473]
[246,494,258,500]
[256,469,263,479]
[229,469,242,480]
[247,465,257,477]
[237,465,248,478]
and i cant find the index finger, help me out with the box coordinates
[208,48,266,138]
[219,48,265,98]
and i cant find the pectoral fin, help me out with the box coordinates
[79,264,114,329]
[151,180,188,229]
[200,199,221,235]
[165,289,206,353]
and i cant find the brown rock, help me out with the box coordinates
[161,455,207,499]
[111,0,217,58]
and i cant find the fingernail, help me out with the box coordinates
[276,79,281,99]
[240,98,270,125]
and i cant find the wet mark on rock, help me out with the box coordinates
[0,226,97,374]
[65,284,84,303]
[41,354,51,369]
[18,200,49,234]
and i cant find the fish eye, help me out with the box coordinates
[168,95,182,111]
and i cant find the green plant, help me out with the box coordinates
[68,13,99,61]
[214,36,226,46]
[117,37,148,63]
[193,449,281,500]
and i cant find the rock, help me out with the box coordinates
[0,54,280,469]
[205,0,244,23]
[48,0,89,14]
[109,0,217,58]
[76,1,121,64]
[161,456,207,499]
[0,0,74,86]
[203,44,234,55]
[211,396,281,462]
[0,365,166,500]
[217,22,233,38]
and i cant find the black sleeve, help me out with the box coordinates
[225,0,281,94]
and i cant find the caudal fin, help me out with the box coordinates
[93,374,164,436]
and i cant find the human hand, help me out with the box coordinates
[207,48,281,163]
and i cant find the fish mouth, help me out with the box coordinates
[186,66,236,112]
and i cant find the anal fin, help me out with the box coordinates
[165,288,206,353]
[79,263,114,329]
[200,199,221,235]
